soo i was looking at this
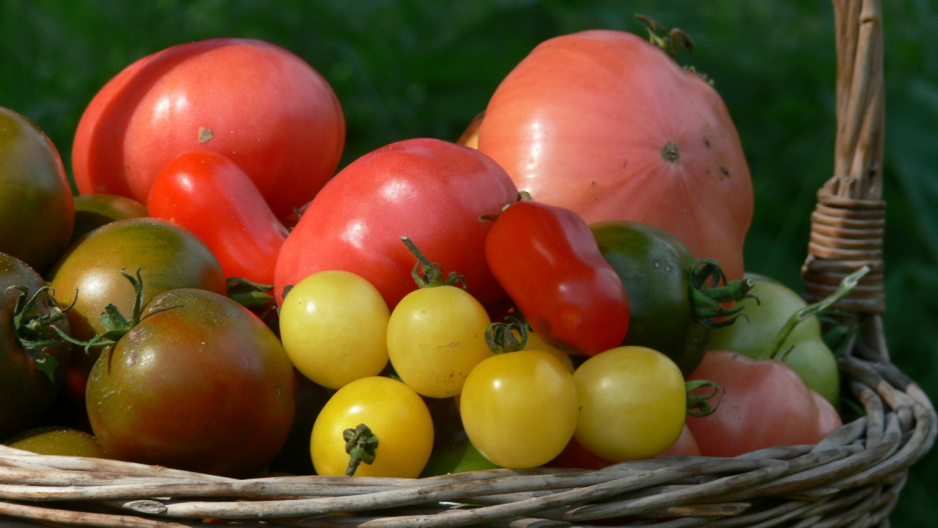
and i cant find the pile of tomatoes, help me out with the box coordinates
[2,24,847,480]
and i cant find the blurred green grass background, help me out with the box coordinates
[2,0,936,525]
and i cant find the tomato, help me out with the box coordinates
[591,220,753,375]
[0,106,74,273]
[70,194,148,244]
[386,241,493,398]
[48,218,227,403]
[279,270,390,390]
[485,199,629,356]
[573,346,687,462]
[0,253,72,438]
[310,376,434,478]
[456,111,484,149]
[72,38,345,220]
[658,424,702,457]
[85,287,297,478]
[459,350,578,468]
[685,350,843,458]
[477,29,752,281]
[709,273,841,406]
[147,148,289,285]
[4,425,107,458]
[275,138,518,309]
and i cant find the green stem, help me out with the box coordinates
[402,236,465,289]
[343,423,379,476]
[485,317,527,354]
[767,266,870,360]
[688,258,756,328]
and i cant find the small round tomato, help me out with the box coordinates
[459,350,578,468]
[0,106,74,273]
[4,425,107,458]
[279,270,390,390]
[70,193,148,243]
[573,346,686,462]
[48,218,227,403]
[86,287,297,478]
[387,282,492,399]
[310,376,434,478]
[709,273,840,406]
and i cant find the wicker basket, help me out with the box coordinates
[2,0,935,526]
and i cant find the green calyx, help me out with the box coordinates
[485,316,528,354]
[685,379,723,418]
[343,423,379,476]
[53,268,147,354]
[402,236,466,289]
[688,259,756,329]
[8,284,70,383]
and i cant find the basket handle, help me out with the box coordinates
[802,0,885,315]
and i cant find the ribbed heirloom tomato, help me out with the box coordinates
[477,28,753,280]
[72,38,345,220]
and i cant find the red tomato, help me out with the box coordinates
[147,149,288,285]
[685,350,843,457]
[274,138,518,309]
[477,30,752,280]
[72,38,345,220]
[485,200,629,356]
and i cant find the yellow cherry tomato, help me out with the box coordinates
[310,376,433,478]
[279,270,390,390]
[386,284,492,398]
[459,350,578,468]
[573,346,686,462]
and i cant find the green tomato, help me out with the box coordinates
[279,270,390,390]
[421,439,500,476]
[459,350,578,468]
[573,346,686,462]
[709,273,840,407]
[386,284,492,398]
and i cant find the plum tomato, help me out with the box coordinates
[85,287,297,478]
[459,350,578,468]
[0,106,74,273]
[279,270,390,390]
[310,376,434,478]
[573,346,687,462]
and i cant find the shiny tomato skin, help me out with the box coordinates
[274,138,518,309]
[0,107,74,273]
[478,30,752,281]
[72,38,345,220]
[48,218,227,402]
[685,350,843,458]
[0,253,72,438]
[147,148,289,285]
[85,288,297,478]
[70,194,148,244]
[485,200,629,356]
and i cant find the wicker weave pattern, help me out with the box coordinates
[1,0,935,526]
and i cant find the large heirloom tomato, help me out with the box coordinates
[477,30,753,280]
[0,107,74,273]
[72,38,345,220]
[274,138,518,309]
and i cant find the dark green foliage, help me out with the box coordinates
[1,1,935,524]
